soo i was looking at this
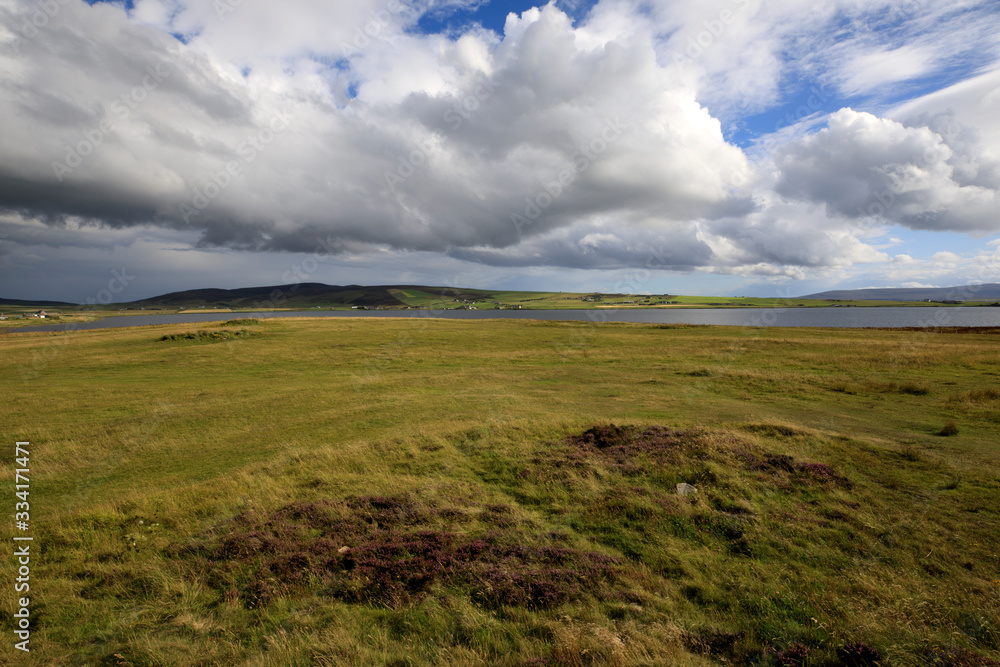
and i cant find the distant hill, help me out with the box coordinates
[0,284,497,310]
[0,297,79,308]
[800,284,1000,302]
[131,283,495,309]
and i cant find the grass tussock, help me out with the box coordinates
[878,380,932,396]
[939,421,961,437]
[830,380,931,396]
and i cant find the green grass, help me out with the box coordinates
[2,318,999,665]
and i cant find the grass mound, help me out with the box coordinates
[458,422,998,664]
[218,318,263,326]
[157,328,260,342]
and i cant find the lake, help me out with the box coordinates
[8,306,1000,333]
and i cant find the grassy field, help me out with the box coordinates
[2,317,999,666]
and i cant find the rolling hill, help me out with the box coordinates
[800,283,1000,302]
[0,297,80,308]
[129,283,497,309]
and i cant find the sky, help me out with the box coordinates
[1,0,1000,302]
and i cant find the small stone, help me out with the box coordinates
[338,546,350,554]
[676,482,697,496]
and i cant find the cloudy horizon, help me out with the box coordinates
[1,0,999,303]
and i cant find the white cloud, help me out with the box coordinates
[774,108,1000,232]
[890,65,1000,152]
[0,1,752,258]
[820,240,1000,292]
[837,44,935,96]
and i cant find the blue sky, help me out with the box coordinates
[418,0,548,34]
[3,0,1000,301]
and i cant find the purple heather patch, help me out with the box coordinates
[740,451,850,487]
[183,495,622,609]
[837,641,882,666]
[772,642,811,666]
[925,648,1000,667]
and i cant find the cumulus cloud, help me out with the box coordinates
[701,201,888,271]
[0,0,751,258]
[859,243,1000,287]
[774,108,1000,232]
[890,66,1000,147]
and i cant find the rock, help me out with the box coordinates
[338,546,351,554]
[676,482,697,496]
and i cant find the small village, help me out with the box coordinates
[1,310,53,320]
